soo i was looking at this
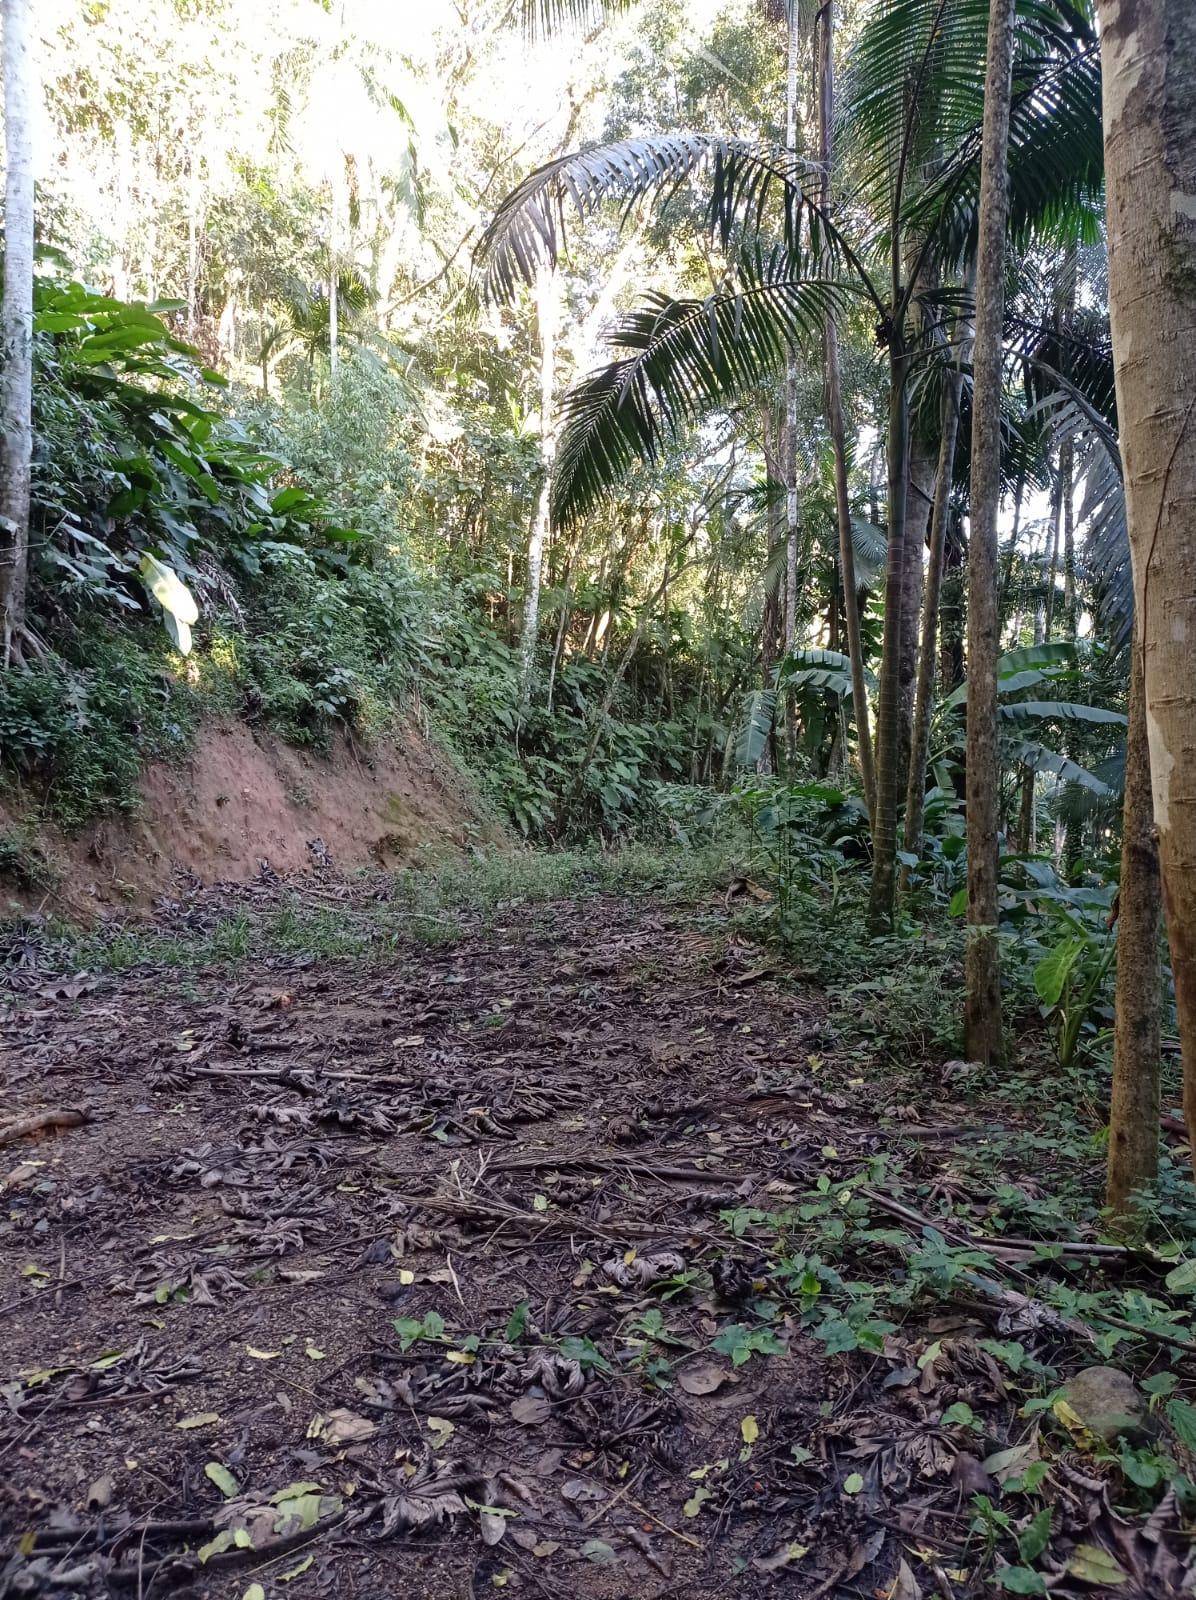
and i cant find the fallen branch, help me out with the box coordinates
[0,1107,88,1147]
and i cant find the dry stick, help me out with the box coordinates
[860,1187,1137,1260]
[0,1107,88,1145]
[861,1187,1196,1355]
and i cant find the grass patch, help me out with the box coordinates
[39,841,744,974]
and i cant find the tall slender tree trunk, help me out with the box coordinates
[781,0,801,764]
[867,336,910,932]
[1107,632,1162,1212]
[329,172,340,380]
[1043,464,1063,639]
[962,0,1016,1065]
[818,0,875,823]
[940,510,966,696]
[1,0,35,668]
[520,268,558,704]
[904,286,974,864]
[1099,0,1196,1181]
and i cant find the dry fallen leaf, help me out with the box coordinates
[678,1362,731,1396]
[311,1408,377,1446]
[510,1394,552,1427]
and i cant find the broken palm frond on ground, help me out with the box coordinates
[1,867,1194,1599]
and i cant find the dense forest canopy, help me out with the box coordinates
[2,0,1196,1590]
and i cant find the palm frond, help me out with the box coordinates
[520,0,634,37]
[842,0,1103,269]
[477,136,811,302]
[849,517,887,589]
[550,265,858,529]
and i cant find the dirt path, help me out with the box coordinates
[0,875,1191,1599]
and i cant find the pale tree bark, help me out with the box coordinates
[1,0,35,668]
[903,284,975,865]
[866,333,910,932]
[519,267,559,703]
[962,0,1016,1065]
[899,426,936,786]
[781,0,801,763]
[329,170,341,380]
[818,0,875,823]
[1099,0,1196,1181]
[1107,632,1162,1212]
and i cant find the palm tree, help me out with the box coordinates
[479,0,1105,930]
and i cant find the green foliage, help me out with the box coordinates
[0,625,199,824]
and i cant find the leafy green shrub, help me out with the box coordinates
[0,626,198,824]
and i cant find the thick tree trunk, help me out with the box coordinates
[520,268,558,703]
[867,337,910,933]
[903,291,973,863]
[1,0,35,668]
[1107,634,1162,1212]
[818,1,875,822]
[963,0,1016,1065]
[1099,0,1196,1182]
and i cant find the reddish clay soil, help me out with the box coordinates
[0,720,497,920]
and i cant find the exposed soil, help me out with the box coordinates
[0,720,499,921]
[0,874,1192,1600]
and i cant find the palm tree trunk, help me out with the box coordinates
[818,0,875,824]
[867,335,911,933]
[962,0,1017,1065]
[1107,631,1162,1212]
[903,290,973,863]
[1099,0,1196,1183]
[0,0,35,668]
[520,268,558,704]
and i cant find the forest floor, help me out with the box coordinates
[0,858,1193,1600]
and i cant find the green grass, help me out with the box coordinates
[36,841,743,974]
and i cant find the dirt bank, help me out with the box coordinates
[0,720,498,920]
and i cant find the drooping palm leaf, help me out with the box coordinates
[840,0,1103,270]
[848,517,887,590]
[1012,740,1111,795]
[550,265,858,529]
[519,0,634,36]
[478,137,812,302]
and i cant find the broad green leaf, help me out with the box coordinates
[996,1567,1046,1595]
[1033,937,1086,1007]
[1164,1260,1196,1295]
[1166,1397,1196,1452]
[203,1461,239,1499]
[1017,1506,1051,1564]
[1066,1546,1127,1586]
